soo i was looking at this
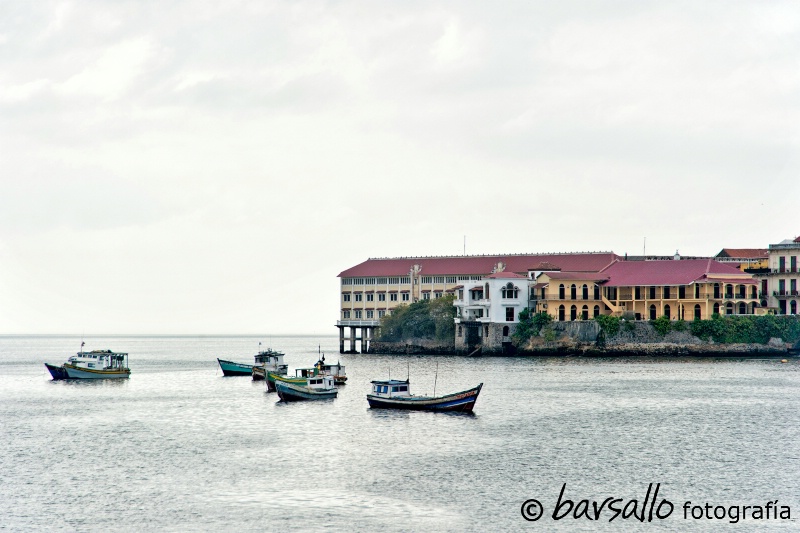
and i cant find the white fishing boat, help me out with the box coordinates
[46,345,130,380]
[314,355,347,385]
[252,349,289,381]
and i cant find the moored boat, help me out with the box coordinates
[366,379,482,412]
[217,358,254,377]
[276,374,338,402]
[314,356,347,385]
[45,347,131,380]
[267,367,318,393]
[252,349,288,381]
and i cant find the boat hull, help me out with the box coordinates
[267,372,304,392]
[62,364,131,380]
[45,363,70,380]
[275,381,338,402]
[367,383,483,412]
[252,366,266,381]
[217,358,253,377]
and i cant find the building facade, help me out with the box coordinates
[767,237,800,315]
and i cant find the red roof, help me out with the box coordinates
[600,259,756,287]
[485,271,527,279]
[338,253,618,277]
[795,236,800,243]
[716,248,768,259]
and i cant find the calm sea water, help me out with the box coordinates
[1,335,798,532]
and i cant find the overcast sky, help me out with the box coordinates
[1,1,798,335]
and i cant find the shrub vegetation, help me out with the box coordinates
[376,295,456,343]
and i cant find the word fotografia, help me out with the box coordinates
[549,483,672,522]
[520,484,792,524]
[683,501,790,524]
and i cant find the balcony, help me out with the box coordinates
[773,290,800,298]
[337,320,380,327]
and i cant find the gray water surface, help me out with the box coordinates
[1,336,798,532]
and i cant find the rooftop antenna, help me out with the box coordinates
[463,235,466,256]
[643,237,646,257]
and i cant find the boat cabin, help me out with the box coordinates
[307,375,335,390]
[315,360,346,378]
[370,379,411,398]
[294,367,319,378]
[67,350,128,370]
[254,350,288,372]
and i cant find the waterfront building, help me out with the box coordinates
[337,252,618,353]
[766,236,800,315]
[534,257,762,321]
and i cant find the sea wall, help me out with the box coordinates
[369,319,794,356]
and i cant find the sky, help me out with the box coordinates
[1,0,799,335]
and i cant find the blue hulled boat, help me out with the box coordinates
[217,358,254,377]
[366,379,482,412]
[275,374,338,402]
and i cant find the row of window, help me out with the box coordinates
[342,310,387,319]
[552,283,757,300]
[554,302,759,321]
[341,276,481,286]
[777,256,799,272]
[343,293,409,302]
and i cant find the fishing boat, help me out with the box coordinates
[266,367,318,393]
[217,358,254,377]
[45,346,131,380]
[366,379,483,412]
[275,374,338,402]
[251,349,288,381]
[314,355,347,385]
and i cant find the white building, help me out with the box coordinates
[453,267,530,354]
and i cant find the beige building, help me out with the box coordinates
[766,236,800,315]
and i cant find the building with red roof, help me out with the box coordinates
[766,236,800,315]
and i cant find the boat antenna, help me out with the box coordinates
[407,362,410,381]
[433,361,438,397]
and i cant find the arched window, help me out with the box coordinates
[791,300,797,315]
[559,284,565,300]
[737,285,746,298]
[751,286,757,299]
[570,284,577,299]
[738,302,746,315]
[714,283,720,299]
[502,325,510,336]
[713,303,720,315]
[582,284,589,299]
[593,305,600,317]
[649,304,657,320]
[581,305,589,320]
[558,305,565,321]
[694,304,701,320]
[594,285,600,300]
[664,305,671,319]
[570,305,577,321]
[485,283,490,299]
[725,302,733,315]
[502,283,519,299]
[725,284,733,298]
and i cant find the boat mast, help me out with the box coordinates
[433,362,438,397]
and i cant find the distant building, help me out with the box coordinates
[766,236,800,315]
[534,258,762,321]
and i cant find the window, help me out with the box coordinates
[570,284,577,299]
[388,277,400,284]
[779,257,786,272]
[649,286,656,299]
[378,310,385,318]
[378,293,386,301]
[423,293,430,300]
[501,283,519,299]
[355,310,362,319]
[503,326,510,336]
[663,287,671,299]
[390,293,398,302]
[446,276,457,283]
[402,293,410,301]
[594,285,600,300]
[355,294,363,302]
[581,305,588,320]
[593,305,600,318]
[364,278,376,285]
[400,277,410,284]
[679,286,686,299]
[421,276,432,284]
[583,284,589,300]
[570,305,577,321]
[433,276,445,283]
[649,304,656,320]
[664,305,671,319]
[634,286,641,300]
[366,294,374,302]
[792,256,798,273]
[506,307,514,322]
[458,290,464,300]
[694,284,700,299]
[342,311,351,319]
[342,279,353,285]
[353,278,364,285]
[558,305,565,321]
[376,278,387,284]
[366,310,374,319]
[434,292,442,299]
[342,294,351,302]
[559,284,565,300]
